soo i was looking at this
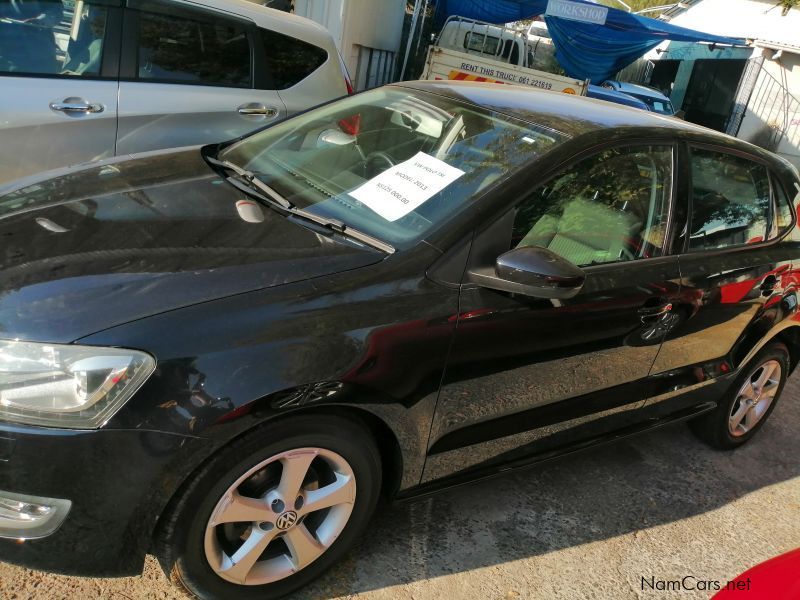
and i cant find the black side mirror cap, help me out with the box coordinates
[467,246,586,299]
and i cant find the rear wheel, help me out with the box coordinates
[157,415,382,600]
[689,343,790,449]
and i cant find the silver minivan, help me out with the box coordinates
[0,0,351,184]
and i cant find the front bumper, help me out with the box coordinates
[0,423,210,576]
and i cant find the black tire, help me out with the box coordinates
[689,342,790,450]
[155,414,382,600]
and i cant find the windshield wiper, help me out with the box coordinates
[206,156,292,210]
[206,156,395,254]
[289,209,395,254]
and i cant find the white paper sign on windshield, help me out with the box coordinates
[348,152,465,222]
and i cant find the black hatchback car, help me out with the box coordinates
[0,81,798,599]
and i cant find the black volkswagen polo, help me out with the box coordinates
[0,81,799,599]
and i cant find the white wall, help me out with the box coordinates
[294,0,405,85]
[738,49,800,167]
[652,0,800,167]
[668,0,800,46]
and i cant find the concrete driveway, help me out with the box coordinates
[1,376,798,600]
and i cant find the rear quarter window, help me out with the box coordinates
[261,29,328,89]
[772,175,800,241]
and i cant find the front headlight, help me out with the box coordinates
[0,341,155,429]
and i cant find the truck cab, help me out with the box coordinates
[436,16,556,71]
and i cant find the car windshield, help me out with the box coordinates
[219,87,567,248]
[640,97,674,115]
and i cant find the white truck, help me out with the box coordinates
[421,16,588,96]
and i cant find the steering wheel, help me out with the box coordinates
[363,152,395,179]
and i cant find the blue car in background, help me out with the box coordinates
[601,80,676,115]
[586,84,650,111]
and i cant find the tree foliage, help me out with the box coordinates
[780,0,798,16]
[596,0,677,13]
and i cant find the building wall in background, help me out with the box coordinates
[738,49,800,166]
[294,0,405,89]
[647,0,800,168]
[666,0,800,44]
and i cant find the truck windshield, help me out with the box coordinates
[219,87,567,249]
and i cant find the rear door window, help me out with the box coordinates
[0,1,110,78]
[136,9,251,87]
[261,28,327,89]
[688,149,772,251]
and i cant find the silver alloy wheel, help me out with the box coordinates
[204,447,356,586]
[728,359,782,438]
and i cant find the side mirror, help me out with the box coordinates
[468,246,585,299]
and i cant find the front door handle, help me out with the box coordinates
[237,103,278,117]
[50,97,104,114]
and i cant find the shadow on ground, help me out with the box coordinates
[301,376,800,598]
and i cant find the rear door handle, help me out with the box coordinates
[50,97,104,114]
[237,103,278,117]
[760,275,779,295]
[638,302,673,322]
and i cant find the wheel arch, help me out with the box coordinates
[150,403,405,563]
[736,324,800,376]
[774,326,800,374]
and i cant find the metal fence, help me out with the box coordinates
[745,67,800,152]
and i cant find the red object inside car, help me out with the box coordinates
[338,114,361,136]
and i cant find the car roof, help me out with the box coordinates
[180,0,333,45]
[587,84,649,110]
[608,81,671,101]
[396,80,700,135]
[392,80,781,163]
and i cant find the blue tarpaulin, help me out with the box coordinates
[434,0,744,83]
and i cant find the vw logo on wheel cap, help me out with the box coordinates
[276,511,298,530]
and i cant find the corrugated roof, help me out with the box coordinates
[658,0,703,21]
[754,39,800,54]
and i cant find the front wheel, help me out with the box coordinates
[689,342,790,450]
[156,415,382,600]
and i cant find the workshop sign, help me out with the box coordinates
[545,0,609,25]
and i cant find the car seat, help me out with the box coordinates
[518,156,650,266]
[519,197,642,266]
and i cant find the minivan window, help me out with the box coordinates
[261,29,328,90]
[689,149,771,251]
[0,1,108,77]
[512,145,674,266]
[220,87,567,249]
[137,10,251,87]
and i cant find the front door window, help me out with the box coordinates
[512,145,674,266]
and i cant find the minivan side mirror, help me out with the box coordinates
[467,246,586,299]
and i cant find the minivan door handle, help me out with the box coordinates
[50,98,104,114]
[237,103,278,117]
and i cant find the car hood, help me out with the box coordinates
[0,148,384,343]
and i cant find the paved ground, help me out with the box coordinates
[1,376,798,600]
